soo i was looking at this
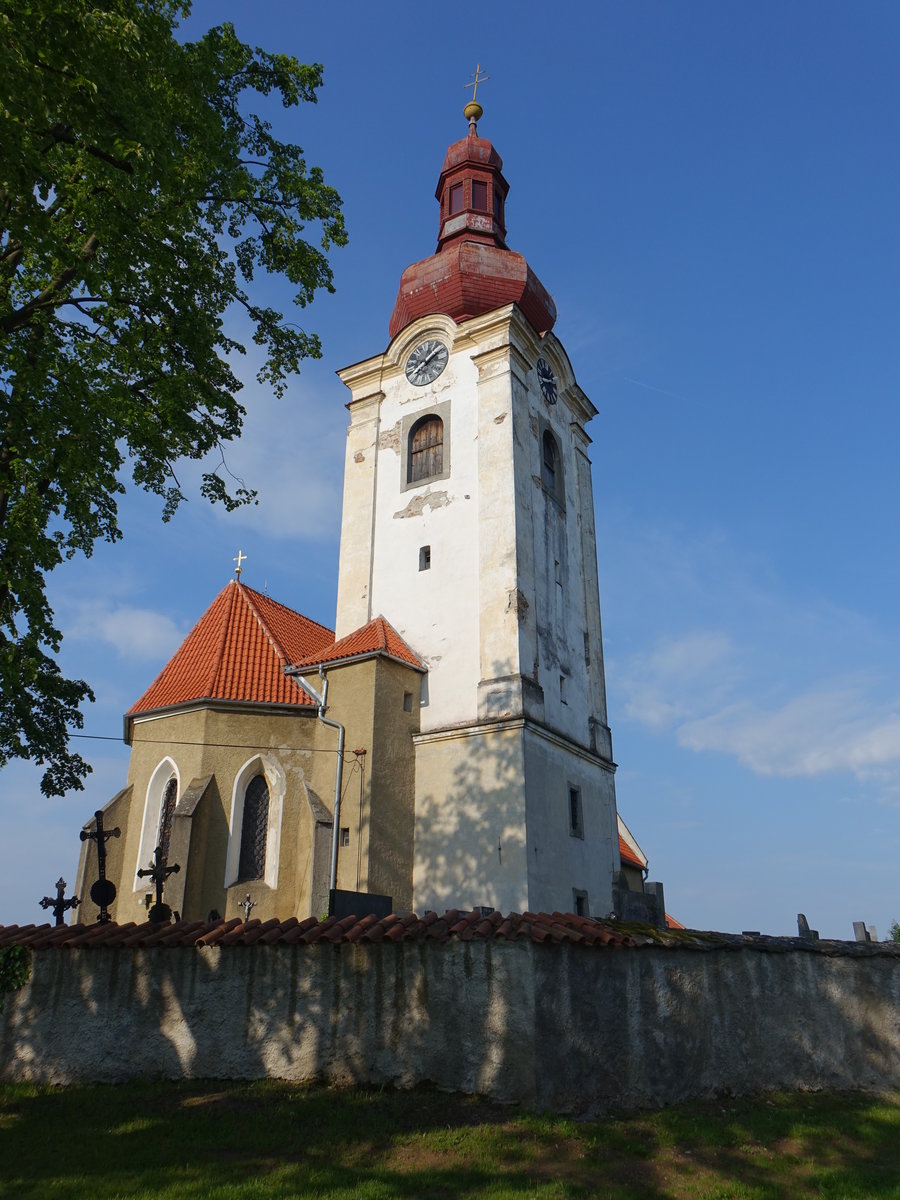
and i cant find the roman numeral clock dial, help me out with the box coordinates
[536,357,557,404]
[405,339,449,386]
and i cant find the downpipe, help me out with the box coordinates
[290,667,345,896]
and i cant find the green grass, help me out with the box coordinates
[0,1080,898,1199]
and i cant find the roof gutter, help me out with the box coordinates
[294,668,344,896]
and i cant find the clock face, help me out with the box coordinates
[536,357,557,404]
[406,339,449,386]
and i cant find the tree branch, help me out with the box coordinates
[39,124,135,175]
[0,234,99,334]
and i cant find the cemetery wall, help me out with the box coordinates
[2,939,899,1113]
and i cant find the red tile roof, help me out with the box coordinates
[128,581,334,717]
[619,835,645,871]
[290,615,424,673]
[0,910,635,950]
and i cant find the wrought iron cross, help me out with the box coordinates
[239,893,257,924]
[39,877,80,927]
[137,845,181,909]
[79,809,121,924]
[464,63,489,102]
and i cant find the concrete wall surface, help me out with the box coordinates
[2,940,899,1114]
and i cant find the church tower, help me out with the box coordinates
[335,97,619,918]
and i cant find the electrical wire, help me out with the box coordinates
[71,731,366,761]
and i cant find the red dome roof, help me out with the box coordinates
[388,124,556,339]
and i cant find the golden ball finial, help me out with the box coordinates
[464,99,483,124]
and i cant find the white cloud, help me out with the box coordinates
[603,512,900,790]
[67,601,184,661]
[175,349,347,543]
[622,630,737,729]
[621,628,900,783]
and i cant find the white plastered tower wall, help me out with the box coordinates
[336,301,620,918]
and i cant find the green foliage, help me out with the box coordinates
[889,920,900,942]
[0,945,31,1008]
[0,0,346,795]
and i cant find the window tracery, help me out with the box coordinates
[238,774,269,882]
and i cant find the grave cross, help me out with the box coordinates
[239,893,257,924]
[79,809,121,924]
[39,877,80,927]
[137,845,180,918]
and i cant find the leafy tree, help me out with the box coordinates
[0,1,346,794]
[890,920,900,942]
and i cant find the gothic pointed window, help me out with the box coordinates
[156,777,178,862]
[238,774,269,882]
[409,415,444,483]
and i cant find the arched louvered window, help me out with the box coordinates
[409,415,444,483]
[238,774,269,882]
[156,777,178,862]
[542,430,560,498]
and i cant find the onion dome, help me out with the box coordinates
[388,103,556,339]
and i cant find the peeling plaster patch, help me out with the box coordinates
[530,416,539,439]
[532,474,543,489]
[507,589,530,623]
[393,491,451,520]
[493,413,507,424]
[353,451,365,464]
[378,422,401,453]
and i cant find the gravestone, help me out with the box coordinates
[797,913,819,942]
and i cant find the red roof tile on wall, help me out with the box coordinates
[128,581,334,716]
[0,910,635,950]
[290,615,424,672]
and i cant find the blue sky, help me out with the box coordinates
[4,1,899,938]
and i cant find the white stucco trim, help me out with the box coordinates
[134,757,179,891]
[413,717,617,771]
[224,754,285,890]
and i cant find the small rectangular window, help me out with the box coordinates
[403,691,413,713]
[573,889,589,918]
[419,545,431,571]
[472,180,488,211]
[449,183,464,215]
[560,674,568,705]
[340,827,350,848]
[569,785,583,838]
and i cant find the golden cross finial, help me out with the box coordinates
[233,549,247,578]
[464,63,489,103]
[463,63,489,129]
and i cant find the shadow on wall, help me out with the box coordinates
[413,653,614,918]
[413,714,528,915]
[4,931,900,1113]
[3,933,540,1105]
